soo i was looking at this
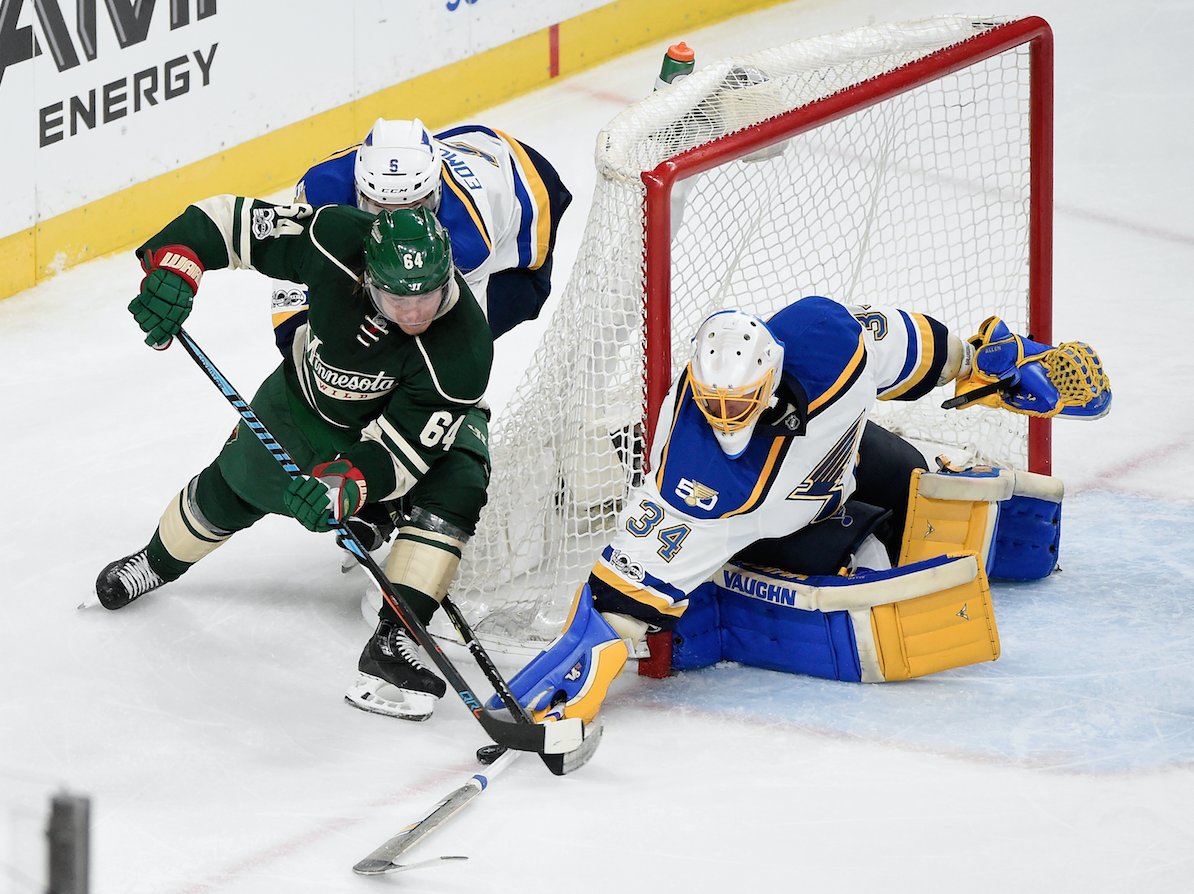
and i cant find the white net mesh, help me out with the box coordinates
[445,16,1043,650]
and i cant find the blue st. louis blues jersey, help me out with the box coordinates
[272,125,571,348]
[589,296,951,629]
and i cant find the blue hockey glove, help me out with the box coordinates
[950,316,1111,419]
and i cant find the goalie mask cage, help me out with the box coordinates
[445,15,1054,652]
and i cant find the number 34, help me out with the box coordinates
[625,500,690,561]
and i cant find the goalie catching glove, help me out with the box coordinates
[283,459,367,532]
[950,316,1111,418]
[129,245,204,348]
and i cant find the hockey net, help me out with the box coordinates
[444,16,1054,652]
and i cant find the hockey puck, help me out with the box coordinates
[476,744,506,765]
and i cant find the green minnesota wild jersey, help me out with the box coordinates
[137,196,494,500]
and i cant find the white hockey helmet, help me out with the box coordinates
[687,309,784,457]
[354,118,442,212]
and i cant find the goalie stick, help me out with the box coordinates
[941,374,1018,410]
[352,747,520,876]
[172,328,588,763]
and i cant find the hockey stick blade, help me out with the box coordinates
[475,715,602,776]
[352,749,520,876]
[174,329,574,758]
[542,715,604,775]
[441,597,601,775]
[353,855,466,876]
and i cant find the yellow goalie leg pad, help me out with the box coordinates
[707,554,999,682]
[898,468,1014,568]
[862,553,1000,681]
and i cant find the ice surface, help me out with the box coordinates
[2,1,1193,892]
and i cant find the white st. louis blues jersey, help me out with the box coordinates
[272,125,569,347]
[588,296,952,629]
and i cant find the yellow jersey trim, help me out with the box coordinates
[495,128,551,270]
[442,169,493,254]
[592,561,686,618]
[882,312,938,400]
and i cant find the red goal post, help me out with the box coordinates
[642,15,1054,474]
[446,16,1055,657]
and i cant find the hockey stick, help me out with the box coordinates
[941,374,1018,410]
[441,596,603,776]
[172,328,585,759]
[352,748,520,876]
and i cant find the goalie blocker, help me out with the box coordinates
[665,464,1063,681]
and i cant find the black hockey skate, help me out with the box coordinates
[344,620,446,721]
[95,548,166,610]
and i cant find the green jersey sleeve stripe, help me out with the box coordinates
[361,416,431,476]
[236,197,253,268]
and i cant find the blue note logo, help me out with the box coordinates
[675,478,718,510]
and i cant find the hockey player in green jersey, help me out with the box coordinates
[97,198,494,721]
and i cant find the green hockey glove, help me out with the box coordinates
[129,245,204,348]
[283,459,368,533]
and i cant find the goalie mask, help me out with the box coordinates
[688,310,784,457]
[363,207,457,335]
[355,118,443,213]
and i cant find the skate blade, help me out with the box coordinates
[344,674,437,721]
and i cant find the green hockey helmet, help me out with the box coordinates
[363,207,455,332]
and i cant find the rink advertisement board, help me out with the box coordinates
[0,0,605,230]
[0,0,780,299]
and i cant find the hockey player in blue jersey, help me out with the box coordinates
[497,297,1111,725]
[269,117,572,554]
[271,117,572,353]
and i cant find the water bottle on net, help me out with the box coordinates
[654,41,695,91]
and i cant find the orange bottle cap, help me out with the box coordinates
[667,41,695,63]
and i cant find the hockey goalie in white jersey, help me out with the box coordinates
[499,296,1111,725]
